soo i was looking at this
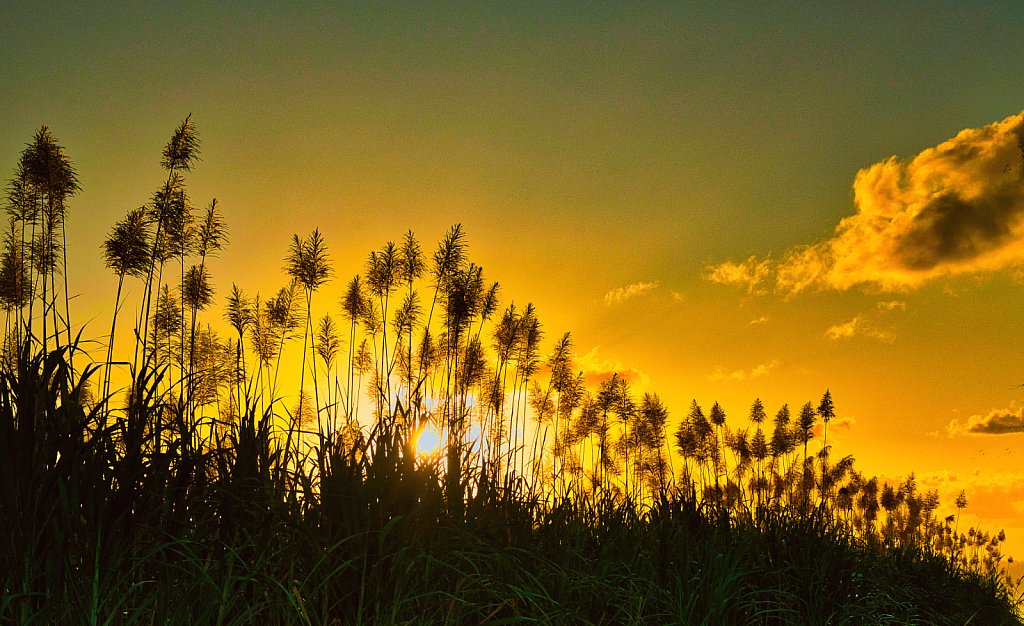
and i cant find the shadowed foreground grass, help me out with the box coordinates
[0,342,1019,625]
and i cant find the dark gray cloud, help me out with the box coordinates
[896,190,1023,271]
[950,408,1024,436]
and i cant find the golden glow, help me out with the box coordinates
[416,424,445,457]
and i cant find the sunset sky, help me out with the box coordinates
[4,2,1024,559]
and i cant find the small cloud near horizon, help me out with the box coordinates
[825,316,893,341]
[576,346,650,387]
[812,415,856,439]
[877,300,906,311]
[949,407,1024,435]
[914,469,1024,522]
[707,112,1024,296]
[708,359,780,382]
[604,281,659,305]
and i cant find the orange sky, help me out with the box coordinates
[4,2,1024,567]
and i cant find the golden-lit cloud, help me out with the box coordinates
[708,112,1024,295]
[604,281,660,305]
[904,469,1024,566]
[812,415,856,439]
[824,317,860,339]
[824,316,893,341]
[748,316,770,326]
[915,470,1024,522]
[949,407,1024,435]
[575,347,650,387]
[876,300,906,311]
[707,359,779,382]
[705,255,772,294]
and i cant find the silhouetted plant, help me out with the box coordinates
[184,199,226,404]
[134,116,201,398]
[284,229,332,464]
[101,207,150,401]
[3,126,80,354]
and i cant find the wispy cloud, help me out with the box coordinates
[812,415,856,439]
[949,407,1024,435]
[705,256,772,294]
[824,316,893,341]
[707,112,1024,295]
[576,347,650,387]
[877,300,906,311]
[604,280,660,305]
[914,470,1024,521]
[708,359,779,381]
[748,316,770,326]
[825,317,860,339]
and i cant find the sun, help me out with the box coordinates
[415,424,445,457]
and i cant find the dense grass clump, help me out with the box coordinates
[0,119,1020,624]
[0,348,1018,624]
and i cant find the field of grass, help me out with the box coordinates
[0,120,1020,625]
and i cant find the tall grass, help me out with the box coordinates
[0,120,1019,625]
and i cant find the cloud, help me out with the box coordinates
[575,347,650,387]
[825,317,861,339]
[748,316,770,326]
[749,361,778,377]
[824,316,893,341]
[705,255,772,294]
[949,407,1024,435]
[914,470,1024,521]
[707,112,1024,295]
[877,300,906,311]
[812,415,856,439]
[708,359,779,381]
[604,281,659,305]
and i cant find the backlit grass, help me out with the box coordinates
[0,119,1019,625]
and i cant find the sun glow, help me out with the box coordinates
[415,424,445,457]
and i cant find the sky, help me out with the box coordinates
[4,1,1024,564]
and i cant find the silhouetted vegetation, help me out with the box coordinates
[0,120,1019,624]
